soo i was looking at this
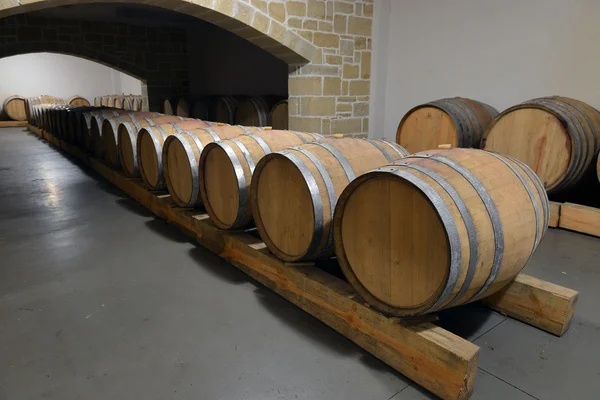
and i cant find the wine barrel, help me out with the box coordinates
[107,96,117,108]
[117,115,187,177]
[396,97,498,153]
[334,148,549,316]
[67,95,90,107]
[94,97,101,107]
[101,112,161,167]
[85,109,126,153]
[270,99,288,130]
[122,97,132,111]
[196,130,321,226]
[597,154,600,184]
[192,101,209,120]
[137,120,220,190]
[114,96,126,109]
[251,138,410,261]
[211,96,239,124]
[133,97,143,112]
[39,95,64,105]
[176,98,190,117]
[482,96,600,193]
[3,95,27,121]
[164,126,268,207]
[66,106,93,144]
[163,99,175,115]
[235,97,272,127]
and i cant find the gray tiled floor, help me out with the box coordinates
[0,129,598,399]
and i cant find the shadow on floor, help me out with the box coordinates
[254,284,409,378]
[437,303,505,341]
[145,218,190,243]
[188,246,251,285]
[117,198,154,217]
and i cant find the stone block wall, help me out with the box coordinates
[0,13,189,111]
[262,0,374,137]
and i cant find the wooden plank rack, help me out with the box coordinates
[0,120,28,128]
[29,125,579,400]
[549,201,600,237]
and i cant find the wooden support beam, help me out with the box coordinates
[0,120,28,127]
[559,202,600,237]
[549,201,561,228]
[483,274,578,336]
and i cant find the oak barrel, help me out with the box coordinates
[482,96,600,193]
[396,97,498,153]
[141,122,242,191]
[67,95,90,107]
[133,97,143,112]
[114,96,126,109]
[192,101,210,120]
[176,98,190,117]
[270,99,288,130]
[101,112,161,167]
[163,99,175,115]
[85,109,127,153]
[334,148,549,316]
[198,130,323,227]
[138,120,215,189]
[166,126,272,207]
[117,115,186,177]
[211,96,239,124]
[235,97,272,127]
[251,138,410,261]
[3,95,27,121]
[94,97,101,107]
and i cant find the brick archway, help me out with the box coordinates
[0,0,374,137]
[0,0,316,66]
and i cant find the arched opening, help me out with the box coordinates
[0,52,144,111]
[0,0,373,137]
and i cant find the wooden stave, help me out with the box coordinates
[251,138,410,262]
[67,95,90,107]
[198,130,324,228]
[117,115,186,178]
[163,99,174,115]
[133,97,143,112]
[235,97,271,127]
[160,125,259,198]
[3,95,27,121]
[168,126,268,208]
[597,154,600,184]
[333,148,548,317]
[482,96,600,193]
[396,97,499,151]
[102,112,159,167]
[86,109,125,153]
[211,96,239,124]
[270,99,289,130]
[192,101,210,120]
[137,120,212,189]
[176,98,190,117]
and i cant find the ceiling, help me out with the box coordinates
[33,3,209,28]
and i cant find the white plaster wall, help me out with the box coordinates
[371,0,600,140]
[0,52,142,106]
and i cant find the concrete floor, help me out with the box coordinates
[0,128,599,400]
